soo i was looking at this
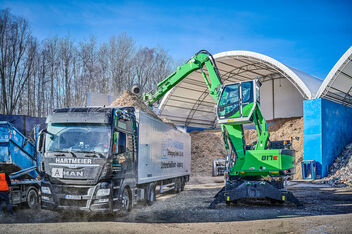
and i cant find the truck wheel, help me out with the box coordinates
[146,183,156,206]
[174,178,181,193]
[180,178,185,191]
[120,188,131,215]
[26,188,39,209]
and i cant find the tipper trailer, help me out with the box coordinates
[0,121,41,208]
[38,107,191,214]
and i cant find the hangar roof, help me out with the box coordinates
[315,47,352,106]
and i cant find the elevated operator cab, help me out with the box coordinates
[217,80,260,124]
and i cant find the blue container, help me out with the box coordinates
[0,121,38,179]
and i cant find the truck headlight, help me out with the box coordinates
[42,196,51,201]
[96,188,110,196]
[96,198,109,203]
[41,186,51,194]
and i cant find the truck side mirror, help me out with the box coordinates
[36,130,45,153]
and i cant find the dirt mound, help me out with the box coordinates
[191,117,304,179]
[318,143,352,187]
[110,90,160,119]
[190,130,226,176]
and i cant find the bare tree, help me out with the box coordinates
[44,37,59,113]
[79,36,97,93]
[132,47,173,92]
[97,42,110,93]
[58,36,75,107]
[0,9,37,114]
[109,33,135,96]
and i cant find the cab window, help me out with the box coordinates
[218,84,240,118]
[241,81,253,103]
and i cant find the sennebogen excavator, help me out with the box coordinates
[143,50,302,208]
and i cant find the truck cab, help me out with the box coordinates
[40,107,137,212]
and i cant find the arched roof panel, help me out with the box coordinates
[315,46,352,105]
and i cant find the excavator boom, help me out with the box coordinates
[143,51,222,105]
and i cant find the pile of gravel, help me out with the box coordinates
[318,143,352,187]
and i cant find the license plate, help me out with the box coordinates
[52,168,63,178]
[65,194,82,200]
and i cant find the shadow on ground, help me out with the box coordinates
[0,181,351,224]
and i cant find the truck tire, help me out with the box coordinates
[174,178,181,193]
[120,188,131,215]
[180,177,185,191]
[26,188,39,209]
[146,183,156,206]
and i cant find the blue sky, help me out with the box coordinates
[1,0,351,78]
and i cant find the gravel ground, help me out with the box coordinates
[0,177,351,233]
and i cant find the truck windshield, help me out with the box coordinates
[45,123,111,154]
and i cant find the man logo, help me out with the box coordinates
[64,171,84,177]
[52,168,63,178]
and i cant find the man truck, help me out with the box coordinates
[38,107,191,214]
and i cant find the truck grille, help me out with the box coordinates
[60,199,87,208]
[54,185,91,195]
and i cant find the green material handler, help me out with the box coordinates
[143,50,302,208]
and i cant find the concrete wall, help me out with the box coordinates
[304,98,352,177]
[261,78,304,121]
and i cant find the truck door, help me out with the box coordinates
[112,118,135,176]
[112,131,131,173]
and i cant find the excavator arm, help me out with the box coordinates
[143,50,222,106]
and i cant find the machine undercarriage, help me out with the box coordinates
[209,176,303,208]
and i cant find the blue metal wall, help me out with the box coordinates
[303,99,323,177]
[304,98,352,177]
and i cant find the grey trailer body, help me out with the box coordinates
[136,110,191,184]
[39,107,190,213]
